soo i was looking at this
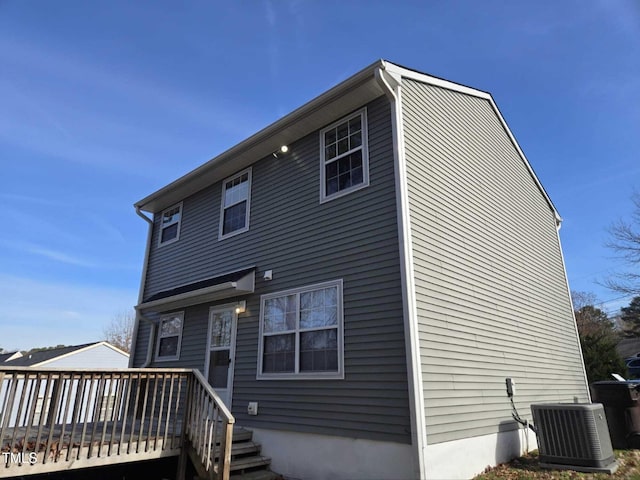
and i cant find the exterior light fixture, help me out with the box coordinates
[272,145,289,158]
[235,300,247,314]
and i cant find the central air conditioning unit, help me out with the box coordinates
[531,403,618,474]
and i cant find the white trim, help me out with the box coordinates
[425,427,537,479]
[100,341,131,358]
[257,279,344,380]
[135,60,384,213]
[157,202,183,247]
[154,312,184,362]
[136,60,558,222]
[135,269,255,312]
[383,61,491,100]
[2,351,22,362]
[383,60,559,220]
[218,167,252,240]
[319,108,370,203]
[205,304,238,409]
[555,223,591,400]
[132,207,154,367]
[251,427,415,480]
[375,66,427,479]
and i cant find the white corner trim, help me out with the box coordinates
[555,226,591,400]
[375,66,427,479]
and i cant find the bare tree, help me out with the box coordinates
[103,310,135,353]
[572,290,598,311]
[606,192,640,295]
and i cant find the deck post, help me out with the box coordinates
[176,374,193,480]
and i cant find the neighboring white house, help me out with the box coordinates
[1,342,129,427]
[3,341,129,369]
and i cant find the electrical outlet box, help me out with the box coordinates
[248,401,258,416]
[506,378,515,397]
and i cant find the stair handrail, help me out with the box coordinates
[181,369,235,480]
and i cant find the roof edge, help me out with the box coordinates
[135,60,386,212]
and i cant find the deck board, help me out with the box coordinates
[0,419,182,477]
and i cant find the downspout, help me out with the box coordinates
[375,64,427,479]
[130,206,156,368]
[555,215,591,401]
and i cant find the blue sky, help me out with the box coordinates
[1,1,638,351]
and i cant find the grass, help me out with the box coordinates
[473,450,640,480]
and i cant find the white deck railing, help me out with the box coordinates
[181,369,235,480]
[0,367,234,480]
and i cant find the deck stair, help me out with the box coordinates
[189,426,279,480]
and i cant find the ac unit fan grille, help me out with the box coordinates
[531,403,615,469]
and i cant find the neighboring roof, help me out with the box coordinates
[134,59,559,222]
[0,351,22,362]
[137,267,255,313]
[4,341,128,367]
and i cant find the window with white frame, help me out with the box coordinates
[155,312,183,361]
[158,203,182,246]
[320,108,369,202]
[258,280,344,379]
[219,168,252,239]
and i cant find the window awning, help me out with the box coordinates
[136,267,255,313]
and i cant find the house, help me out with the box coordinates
[129,60,589,480]
[1,342,129,429]
[0,351,22,363]
[4,342,129,368]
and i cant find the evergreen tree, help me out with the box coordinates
[572,292,627,383]
[621,296,640,338]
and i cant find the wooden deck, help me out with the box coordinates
[0,367,235,479]
[1,419,182,476]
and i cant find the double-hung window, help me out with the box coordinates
[258,279,344,380]
[320,108,369,202]
[219,168,252,239]
[158,203,182,246]
[155,312,183,361]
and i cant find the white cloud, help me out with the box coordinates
[22,244,97,268]
[0,274,137,351]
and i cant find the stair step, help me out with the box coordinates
[213,440,262,458]
[232,428,253,443]
[230,469,282,480]
[230,455,271,472]
[231,441,262,457]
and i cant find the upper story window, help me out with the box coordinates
[155,312,183,361]
[158,203,182,246]
[320,108,369,202]
[257,279,344,380]
[219,168,252,240]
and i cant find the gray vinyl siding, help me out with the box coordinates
[135,95,411,444]
[131,321,151,367]
[401,79,589,445]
